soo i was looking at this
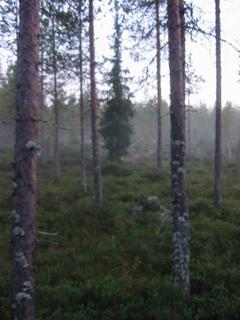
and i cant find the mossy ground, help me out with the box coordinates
[1,159,240,319]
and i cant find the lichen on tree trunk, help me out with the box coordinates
[11,0,40,319]
[167,0,190,299]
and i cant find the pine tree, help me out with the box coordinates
[40,0,75,176]
[89,0,103,203]
[100,0,134,162]
[77,0,88,192]
[55,0,89,190]
[11,0,40,319]
[51,2,60,178]
[122,0,168,168]
[39,3,46,163]
[214,0,222,209]
[0,0,19,54]
[167,0,190,298]
[155,0,163,169]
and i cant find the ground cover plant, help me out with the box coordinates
[1,159,240,319]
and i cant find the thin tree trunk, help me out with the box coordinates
[0,119,4,150]
[11,1,39,319]
[155,0,162,169]
[187,92,191,160]
[40,33,46,162]
[214,0,222,209]
[235,138,240,165]
[89,0,103,203]
[15,0,19,52]
[52,10,60,178]
[167,0,190,299]
[179,0,185,102]
[79,0,87,192]
[0,119,4,163]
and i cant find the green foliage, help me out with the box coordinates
[100,1,134,161]
[191,285,240,320]
[0,64,16,117]
[1,161,240,319]
[38,277,184,320]
[102,162,132,177]
[100,97,134,161]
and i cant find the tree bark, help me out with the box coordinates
[214,0,222,209]
[79,0,87,192]
[155,0,162,169]
[0,118,4,151]
[11,1,39,319]
[179,0,185,103]
[167,0,190,299]
[89,0,103,203]
[52,8,60,178]
[187,93,191,160]
[39,32,46,163]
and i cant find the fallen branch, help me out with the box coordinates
[38,230,58,236]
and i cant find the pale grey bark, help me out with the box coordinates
[214,0,222,209]
[186,93,191,160]
[155,0,162,169]
[167,0,190,299]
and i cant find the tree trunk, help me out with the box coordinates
[0,119,4,151]
[214,0,222,209]
[15,0,19,52]
[167,0,190,299]
[11,1,39,319]
[89,0,103,203]
[39,33,46,163]
[235,138,240,165]
[79,0,87,192]
[155,0,162,169]
[187,93,191,160]
[179,0,185,103]
[52,9,60,178]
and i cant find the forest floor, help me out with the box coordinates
[1,158,240,319]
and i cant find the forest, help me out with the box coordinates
[0,0,240,319]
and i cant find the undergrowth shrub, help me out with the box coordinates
[102,162,132,177]
[1,161,240,319]
[37,277,185,320]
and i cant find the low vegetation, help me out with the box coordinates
[1,158,240,319]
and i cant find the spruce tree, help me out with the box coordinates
[100,0,134,162]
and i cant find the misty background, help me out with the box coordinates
[0,65,240,165]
